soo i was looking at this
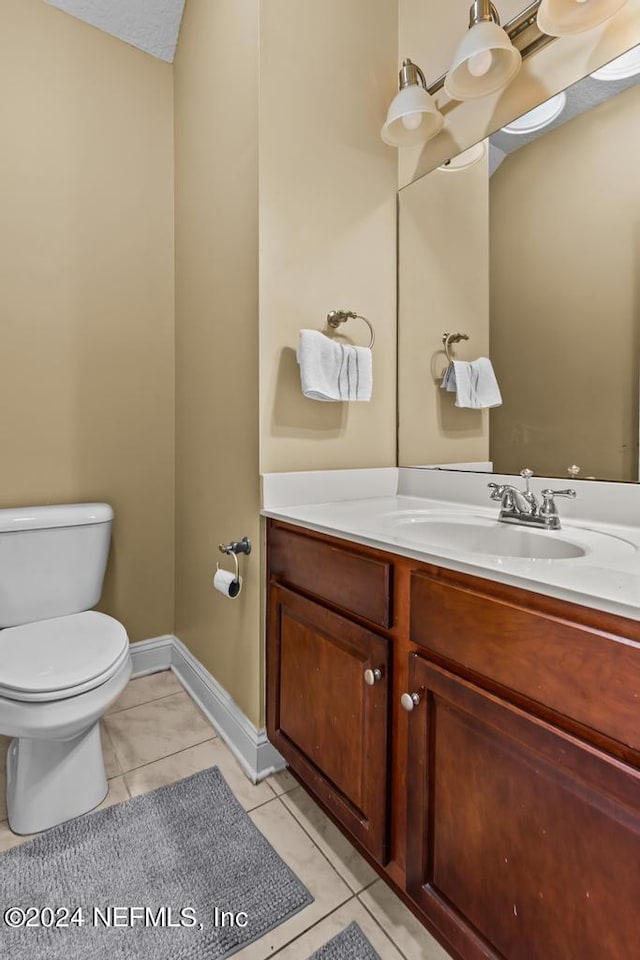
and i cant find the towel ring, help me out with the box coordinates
[327,311,375,349]
[443,331,469,364]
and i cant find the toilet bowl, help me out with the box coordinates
[0,612,131,834]
[0,504,132,834]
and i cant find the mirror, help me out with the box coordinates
[398,46,640,483]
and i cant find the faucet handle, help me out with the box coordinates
[540,488,576,519]
[487,482,504,501]
[541,488,576,500]
[520,468,534,494]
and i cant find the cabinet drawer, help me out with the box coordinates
[268,522,392,628]
[410,569,640,753]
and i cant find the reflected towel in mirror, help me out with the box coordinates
[441,358,502,409]
[297,330,372,402]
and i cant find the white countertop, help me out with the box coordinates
[262,493,640,626]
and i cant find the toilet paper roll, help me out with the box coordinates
[213,569,242,599]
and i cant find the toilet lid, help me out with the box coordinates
[0,611,129,698]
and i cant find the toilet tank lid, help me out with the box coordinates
[0,503,113,533]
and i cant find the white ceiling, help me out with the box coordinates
[45,0,186,63]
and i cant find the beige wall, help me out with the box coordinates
[174,0,399,726]
[0,0,175,641]
[398,156,490,466]
[174,0,262,726]
[490,84,640,481]
[258,0,398,473]
[398,0,640,186]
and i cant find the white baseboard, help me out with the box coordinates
[129,635,174,675]
[128,636,285,784]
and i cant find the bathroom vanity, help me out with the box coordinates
[265,496,640,960]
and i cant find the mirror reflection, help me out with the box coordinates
[398,47,640,482]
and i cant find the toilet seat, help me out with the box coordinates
[0,611,129,703]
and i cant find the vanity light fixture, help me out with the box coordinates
[383,3,556,148]
[501,91,567,132]
[590,42,640,79]
[537,0,629,37]
[381,59,444,147]
[444,1,522,101]
[382,0,629,149]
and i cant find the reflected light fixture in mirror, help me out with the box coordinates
[591,43,640,79]
[537,0,629,36]
[444,0,522,101]
[438,140,487,169]
[501,91,567,132]
[381,59,444,147]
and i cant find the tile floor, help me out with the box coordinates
[0,671,452,960]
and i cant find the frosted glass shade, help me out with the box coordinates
[444,21,522,100]
[537,0,629,37]
[439,141,487,171]
[590,43,640,80]
[381,85,444,146]
[502,92,567,133]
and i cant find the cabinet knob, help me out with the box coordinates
[401,692,421,712]
[364,667,383,686]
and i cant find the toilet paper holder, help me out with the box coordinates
[218,536,252,558]
[217,537,252,583]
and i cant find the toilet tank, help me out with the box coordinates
[0,504,114,628]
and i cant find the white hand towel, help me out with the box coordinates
[441,357,502,409]
[297,330,372,402]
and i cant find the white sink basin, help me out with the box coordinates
[383,514,588,560]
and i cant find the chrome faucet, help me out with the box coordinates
[488,469,576,530]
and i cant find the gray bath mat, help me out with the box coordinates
[308,923,381,959]
[0,766,312,959]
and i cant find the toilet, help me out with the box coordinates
[0,503,132,835]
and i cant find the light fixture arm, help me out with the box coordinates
[399,58,428,91]
[469,0,501,26]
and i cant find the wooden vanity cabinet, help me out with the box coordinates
[265,519,640,960]
[266,583,391,860]
[405,656,640,960]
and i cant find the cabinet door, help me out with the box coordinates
[267,584,390,861]
[405,655,640,960]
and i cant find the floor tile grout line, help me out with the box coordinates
[264,895,360,960]
[361,877,379,893]
[357,890,413,960]
[104,688,194,721]
[121,747,278,812]
[100,722,124,779]
[276,791,372,898]
[265,780,279,799]
[265,778,298,801]
[255,795,356,901]
[121,758,283,813]
[105,686,184,717]
[243,792,285,816]
[280,786,379,897]
[112,734,219,779]
[121,735,220,778]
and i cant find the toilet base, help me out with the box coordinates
[6,722,108,835]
